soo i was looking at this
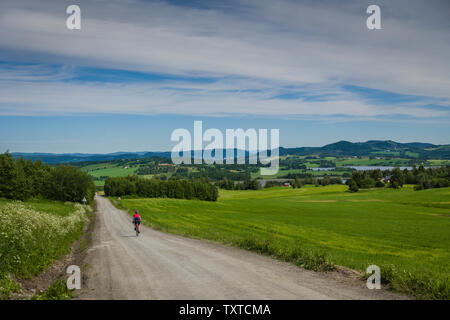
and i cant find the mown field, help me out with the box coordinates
[334,158,415,166]
[0,199,89,299]
[115,185,450,299]
[85,166,137,178]
[81,164,138,186]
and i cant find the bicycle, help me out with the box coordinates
[133,220,141,237]
[132,210,141,237]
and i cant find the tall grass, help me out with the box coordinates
[0,201,89,299]
[232,236,334,271]
[31,280,74,300]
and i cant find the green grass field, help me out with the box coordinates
[428,160,450,166]
[81,164,139,186]
[82,165,137,178]
[334,158,414,166]
[79,162,117,171]
[115,185,450,299]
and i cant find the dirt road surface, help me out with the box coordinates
[77,196,405,300]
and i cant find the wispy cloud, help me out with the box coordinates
[0,0,449,121]
[0,69,448,121]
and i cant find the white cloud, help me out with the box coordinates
[0,0,449,118]
[0,79,447,120]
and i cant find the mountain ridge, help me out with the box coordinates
[10,140,450,164]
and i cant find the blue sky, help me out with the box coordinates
[0,0,449,153]
[1,114,448,153]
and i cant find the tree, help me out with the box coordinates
[49,165,96,203]
[390,167,404,189]
[0,153,95,203]
[359,177,375,189]
[0,152,16,198]
[375,180,385,188]
[11,159,32,200]
[348,179,359,192]
[292,177,302,188]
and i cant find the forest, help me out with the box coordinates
[0,152,96,203]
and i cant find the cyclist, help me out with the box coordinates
[133,210,141,234]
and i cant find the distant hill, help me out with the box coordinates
[280,140,450,158]
[11,140,450,164]
[11,151,172,164]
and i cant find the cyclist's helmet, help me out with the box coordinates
[135,210,139,214]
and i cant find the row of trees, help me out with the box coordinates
[406,166,450,190]
[280,158,337,170]
[0,153,96,203]
[346,167,405,192]
[346,169,387,192]
[264,178,303,188]
[286,176,343,186]
[104,175,218,201]
[216,176,344,190]
[263,181,286,188]
[172,165,252,181]
[263,176,342,189]
[91,175,109,181]
[136,165,175,175]
[346,166,450,192]
[215,178,261,190]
